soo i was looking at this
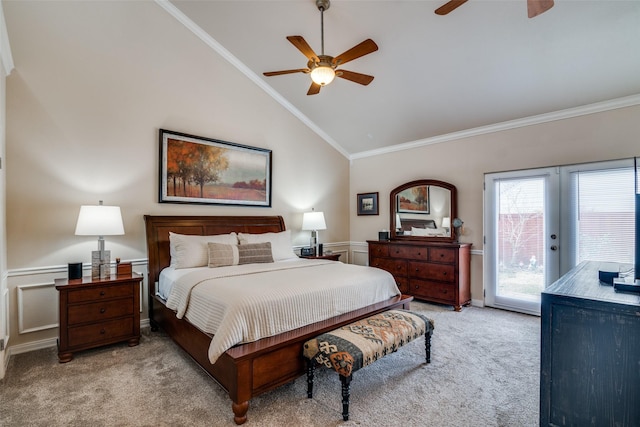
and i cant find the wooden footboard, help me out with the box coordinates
[151,293,412,424]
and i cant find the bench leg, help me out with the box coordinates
[425,330,432,364]
[340,374,352,421]
[306,359,315,398]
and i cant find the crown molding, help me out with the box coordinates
[351,94,640,160]
[154,0,350,159]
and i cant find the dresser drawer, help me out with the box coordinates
[388,245,429,260]
[408,261,455,283]
[370,257,407,276]
[67,317,134,348]
[68,283,134,304]
[67,298,134,325]
[428,247,456,263]
[410,280,456,304]
[395,276,409,294]
[368,243,389,257]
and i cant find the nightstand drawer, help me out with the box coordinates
[67,317,134,348]
[68,283,134,303]
[67,298,134,325]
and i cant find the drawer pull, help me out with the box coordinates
[100,291,105,296]
[100,308,106,314]
[440,254,444,258]
[100,329,106,335]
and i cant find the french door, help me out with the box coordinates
[484,159,635,315]
[484,167,560,315]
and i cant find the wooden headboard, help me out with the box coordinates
[400,218,437,232]
[143,215,286,294]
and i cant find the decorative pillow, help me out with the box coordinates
[237,230,297,261]
[169,232,238,269]
[208,242,273,267]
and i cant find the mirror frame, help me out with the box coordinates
[390,179,458,242]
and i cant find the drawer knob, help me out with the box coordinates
[100,329,106,335]
[440,254,444,258]
[100,308,106,314]
[100,291,105,296]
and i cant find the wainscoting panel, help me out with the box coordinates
[17,282,58,334]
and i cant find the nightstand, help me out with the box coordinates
[55,272,142,363]
[300,253,341,261]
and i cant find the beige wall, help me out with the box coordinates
[4,1,349,348]
[350,105,640,304]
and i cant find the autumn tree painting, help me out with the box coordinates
[161,131,271,206]
[398,185,430,213]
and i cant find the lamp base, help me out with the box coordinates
[91,250,111,279]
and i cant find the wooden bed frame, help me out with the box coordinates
[144,215,412,425]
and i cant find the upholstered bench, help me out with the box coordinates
[303,309,434,421]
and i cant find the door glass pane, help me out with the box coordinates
[496,177,545,301]
[570,168,635,266]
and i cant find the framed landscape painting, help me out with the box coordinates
[397,185,429,214]
[357,192,379,216]
[159,129,272,207]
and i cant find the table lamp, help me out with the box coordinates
[75,200,124,279]
[302,210,326,256]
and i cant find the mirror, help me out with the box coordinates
[390,179,457,242]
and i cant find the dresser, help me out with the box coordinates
[540,261,640,426]
[368,240,471,311]
[55,273,142,363]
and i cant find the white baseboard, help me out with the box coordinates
[471,298,485,308]
[8,319,152,359]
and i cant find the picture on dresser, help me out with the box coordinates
[397,185,429,214]
[159,129,272,207]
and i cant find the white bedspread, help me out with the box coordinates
[161,259,400,363]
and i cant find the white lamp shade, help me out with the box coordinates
[302,211,327,231]
[310,66,336,86]
[441,217,451,228]
[75,205,125,236]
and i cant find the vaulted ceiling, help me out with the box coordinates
[165,0,640,157]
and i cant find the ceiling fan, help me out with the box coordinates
[263,0,378,96]
[435,0,554,18]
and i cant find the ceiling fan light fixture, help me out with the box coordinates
[310,65,335,86]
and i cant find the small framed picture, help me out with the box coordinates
[357,192,379,216]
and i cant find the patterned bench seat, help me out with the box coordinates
[303,309,434,421]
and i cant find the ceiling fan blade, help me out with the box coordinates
[434,0,469,15]
[286,36,318,61]
[527,0,554,18]
[333,39,378,66]
[263,69,309,77]
[307,82,322,96]
[336,70,374,86]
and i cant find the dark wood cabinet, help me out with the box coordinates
[540,261,640,426]
[55,273,142,363]
[368,240,471,311]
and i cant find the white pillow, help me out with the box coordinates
[238,230,298,261]
[169,232,238,269]
[411,227,444,237]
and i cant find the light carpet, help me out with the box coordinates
[0,301,540,426]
